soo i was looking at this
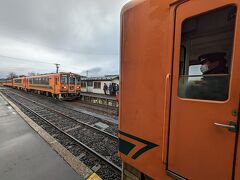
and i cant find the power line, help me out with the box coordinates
[0,54,55,64]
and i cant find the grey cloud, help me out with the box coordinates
[0,0,126,53]
[0,0,129,78]
[81,67,102,77]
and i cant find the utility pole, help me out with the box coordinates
[55,64,60,73]
[86,70,88,77]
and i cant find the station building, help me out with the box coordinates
[81,75,119,95]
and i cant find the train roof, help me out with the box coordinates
[121,0,183,14]
[81,75,119,81]
[1,72,81,80]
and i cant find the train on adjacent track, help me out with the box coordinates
[2,72,81,100]
[119,0,240,179]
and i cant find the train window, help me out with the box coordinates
[61,76,68,84]
[42,77,48,85]
[69,77,75,84]
[178,5,236,101]
[15,79,22,83]
[76,77,81,84]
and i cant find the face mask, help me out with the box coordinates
[200,64,209,74]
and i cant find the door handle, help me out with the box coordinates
[214,121,238,132]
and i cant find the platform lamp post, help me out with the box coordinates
[55,63,60,73]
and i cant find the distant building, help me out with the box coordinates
[81,75,119,94]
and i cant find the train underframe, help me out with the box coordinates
[122,162,152,180]
[13,87,80,100]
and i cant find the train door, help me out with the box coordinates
[167,1,240,180]
[54,76,58,94]
[25,78,28,90]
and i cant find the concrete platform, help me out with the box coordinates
[0,95,83,180]
[80,92,117,100]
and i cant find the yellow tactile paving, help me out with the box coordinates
[87,173,102,180]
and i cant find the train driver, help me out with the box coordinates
[186,52,229,101]
[199,52,227,75]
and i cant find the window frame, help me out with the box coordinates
[93,81,101,89]
[176,5,237,102]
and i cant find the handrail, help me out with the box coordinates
[162,73,171,164]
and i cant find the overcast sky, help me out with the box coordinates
[0,0,129,78]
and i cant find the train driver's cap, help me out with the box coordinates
[199,52,226,64]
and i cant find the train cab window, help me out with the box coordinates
[70,77,75,84]
[178,5,236,101]
[76,77,81,84]
[61,76,68,84]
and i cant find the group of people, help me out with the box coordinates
[103,83,119,96]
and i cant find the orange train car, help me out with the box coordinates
[119,0,240,179]
[3,79,13,87]
[4,72,81,99]
[13,77,27,90]
[25,72,81,99]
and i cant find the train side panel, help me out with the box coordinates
[120,0,240,179]
[119,0,172,179]
[13,77,27,89]
[3,79,13,87]
[27,74,55,94]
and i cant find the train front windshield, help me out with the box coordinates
[69,76,75,84]
[76,76,81,84]
[61,75,68,84]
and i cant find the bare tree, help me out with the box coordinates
[7,72,18,79]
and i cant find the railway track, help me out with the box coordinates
[70,100,118,118]
[6,88,118,135]
[8,89,118,124]
[1,89,121,179]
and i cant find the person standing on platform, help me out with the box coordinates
[109,83,113,96]
[113,83,118,96]
[103,83,108,95]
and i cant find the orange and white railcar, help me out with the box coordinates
[26,72,81,99]
[3,79,13,87]
[13,77,27,90]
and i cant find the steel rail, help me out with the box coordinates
[13,88,118,123]
[4,90,118,140]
